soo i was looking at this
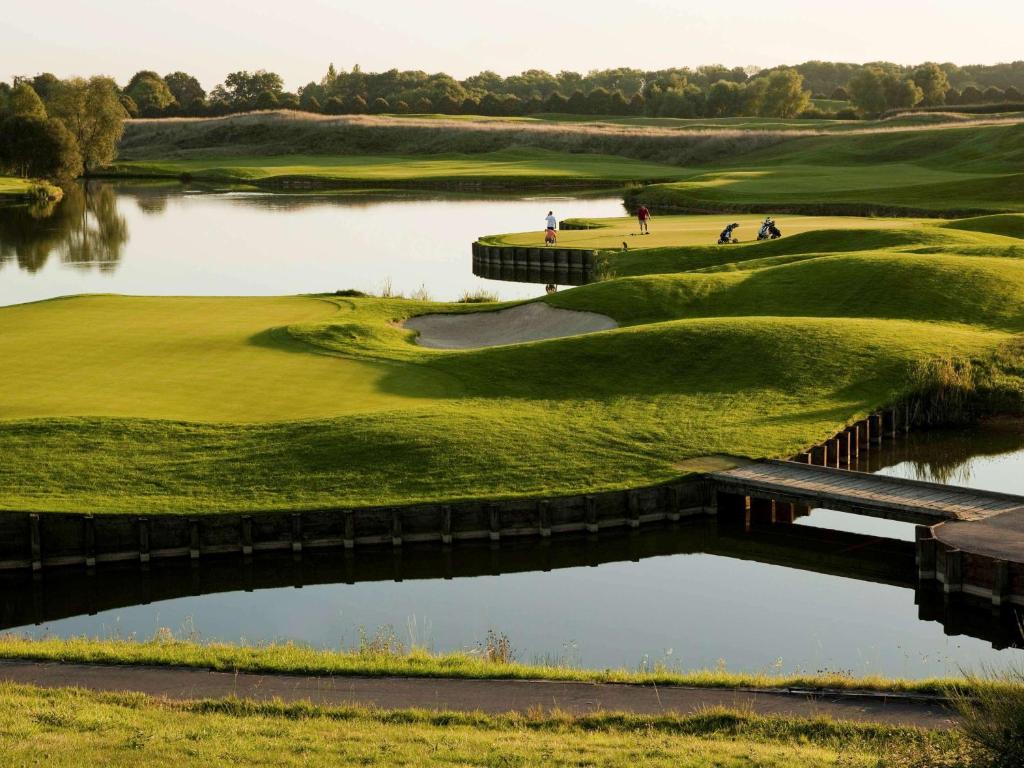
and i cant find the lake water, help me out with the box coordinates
[2,184,1023,678]
[5,427,1024,678]
[0,182,625,307]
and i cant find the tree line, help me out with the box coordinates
[4,60,1022,129]
[0,76,126,182]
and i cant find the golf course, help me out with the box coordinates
[2,205,1022,513]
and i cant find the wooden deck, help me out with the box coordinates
[710,460,1024,525]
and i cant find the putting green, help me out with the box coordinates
[489,214,932,250]
[0,295,459,422]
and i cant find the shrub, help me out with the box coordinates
[458,288,499,303]
[835,107,860,120]
[950,666,1024,768]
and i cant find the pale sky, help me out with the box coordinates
[3,0,1020,90]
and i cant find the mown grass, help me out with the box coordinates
[633,123,1024,215]
[0,681,949,767]
[0,635,969,696]
[103,149,692,186]
[490,213,931,250]
[0,217,1021,513]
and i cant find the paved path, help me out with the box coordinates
[712,460,1024,523]
[0,660,954,728]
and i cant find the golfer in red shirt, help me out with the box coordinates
[637,204,651,234]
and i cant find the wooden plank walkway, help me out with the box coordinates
[710,460,1024,525]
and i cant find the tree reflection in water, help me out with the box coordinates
[0,182,128,274]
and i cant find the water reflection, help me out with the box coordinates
[0,183,625,305]
[0,184,127,275]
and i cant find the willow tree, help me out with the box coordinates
[48,77,126,172]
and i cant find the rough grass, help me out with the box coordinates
[115,111,798,169]
[0,635,971,697]
[0,681,946,768]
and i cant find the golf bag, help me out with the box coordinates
[757,217,782,240]
[718,223,740,244]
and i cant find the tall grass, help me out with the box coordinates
[117,111,800,166]
[901,339,1024,426]
[948,665,1024,768]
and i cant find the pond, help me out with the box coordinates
[0,181,625,307]
[5,425,1024,679]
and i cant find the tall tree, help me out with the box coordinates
[163,72,206,109]
[48,77,127,171]
[0,115,82,180]
[126,72,176,115]
[758,69,811,117]
[9,82,47,119]
[913,63,951,106]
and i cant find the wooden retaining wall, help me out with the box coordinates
[916,526,1024,608]
[471,241,598,286]
[792,408,908,468]
[0,478,711,573]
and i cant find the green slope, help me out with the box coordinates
[3,216,1022,513]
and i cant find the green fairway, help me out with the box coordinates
[636,123,1024,214]
[105,149,692,185]
[1,216,1022,513]
[0,296,458,422]
[490,214,930,250]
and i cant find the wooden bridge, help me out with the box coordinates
[709,460,1024,525]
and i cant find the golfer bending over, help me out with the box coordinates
[545,210,558,245]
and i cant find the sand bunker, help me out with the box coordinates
[405,302,617,349]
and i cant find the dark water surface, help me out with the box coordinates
[0,182,625,306]
[5,426,1024,678]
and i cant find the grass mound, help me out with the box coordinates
[1,215,1021,513]
[631,123,1024,216]
[943,213,1024,239]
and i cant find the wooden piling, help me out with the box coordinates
[241,515,253,556]
[391,508,403,547]
[291,513,303,553]
[83,515,96,568]
[488,504,501,542]
[537,500,551,537]
[871,413,884,446]
[440,505,452,545]
[627,490,641,528]
[29,514,41,571]
[944,549,964,594]
[138,517,150,564]
[993,559,1011,606]
[343,510,355,549]
[585,495,599,533]
[667,486,681,523]
[189,518,200,560]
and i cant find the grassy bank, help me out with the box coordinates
[0,681,946,767]
[0,177,63,201]
[102,148,691,188]
[0,635,966,696]
[1,216,1021,513]
[110,112,1024,215]
[630,123,1024,215]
